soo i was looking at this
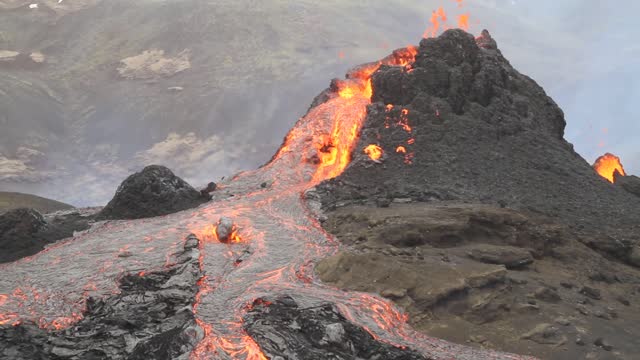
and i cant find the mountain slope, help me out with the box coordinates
[0,191,73,214]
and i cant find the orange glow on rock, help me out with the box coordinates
[0,313,20,326]
[593,153,626,183]
[364,144,384,161]
[396,146,407,154]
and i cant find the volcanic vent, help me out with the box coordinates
[316,29,640,265]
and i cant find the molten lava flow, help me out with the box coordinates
[364,144,384,161]
[593,153,626,183]
[393,46,418,67]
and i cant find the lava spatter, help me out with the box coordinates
[593,153,626,183]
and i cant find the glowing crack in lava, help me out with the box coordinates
[593,153,626,183]
[1,12,530,360]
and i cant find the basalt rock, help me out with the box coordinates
[215,216,235,243]
[244,296,429,360]
[0,208,47,241]
[0,208,92,264]
[98,165,207,220]
[615,172,640,198]
[316,29,640,265]
[0,234,203,359]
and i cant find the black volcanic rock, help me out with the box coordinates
[244,296,428,360]
[0,208,47,259]
[615,172,640,198]
[99,165,207,220]
[316,29,640,265]
[0,208,47,239]
[0,208,92,264]
[0,234,203,359]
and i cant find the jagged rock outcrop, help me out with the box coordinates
[316,29,640,265]
[615,172,640,198]
[0,208,47,243]
[0,208,92,264]
[317,202,640,360]
[0,234,203,359]
[98,165,207,220]
[244,296,429,360]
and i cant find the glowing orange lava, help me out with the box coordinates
[396,146,407,154]
[424,7,448,38]
[364,144,384,161]
[0,313,20,326]
[593,153,626,183]
[423,4,473,38]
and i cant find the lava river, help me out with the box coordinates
[0,48,533,360]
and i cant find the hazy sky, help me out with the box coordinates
[444,0,640,175]
[1,0,638,205]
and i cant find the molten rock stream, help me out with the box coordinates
[0,48,530,360]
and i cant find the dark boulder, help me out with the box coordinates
[199,182,217,200]
[0,208,92,264]
[0,207,46,234]
[0,208,47,254]
[98,165,207,220]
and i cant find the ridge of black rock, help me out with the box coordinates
[615,172,640,198]
[0,234,204,359]
[98,165,208,220]
[244,296,430,360]
[316,29,640,266]
[0,208,93,264]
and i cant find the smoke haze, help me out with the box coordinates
[0,0,637,206]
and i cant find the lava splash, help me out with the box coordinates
[594,153,626,183]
